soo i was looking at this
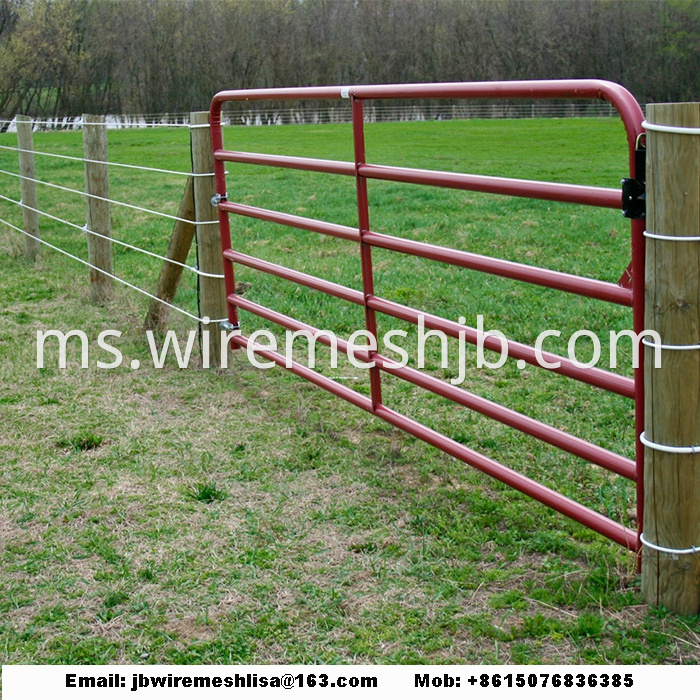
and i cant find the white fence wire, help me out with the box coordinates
[0,130,225,323]
[0,215,222,324]
[0,101,630,132]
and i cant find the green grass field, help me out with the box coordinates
[1,118,699,666]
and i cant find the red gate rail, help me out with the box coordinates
[210,80,646,554]
[219,200,634,305]
[217,152,622,208]
[231,293,636,482]
[221,248,635,398]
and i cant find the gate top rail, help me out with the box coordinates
[211,79,645,157]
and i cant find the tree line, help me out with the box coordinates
[0,0,698,120]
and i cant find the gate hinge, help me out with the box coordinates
[220,320,240,332]
[211,192,227,207]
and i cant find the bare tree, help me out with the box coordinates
[0,0,696,119]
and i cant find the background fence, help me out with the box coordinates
[0,100,626,132]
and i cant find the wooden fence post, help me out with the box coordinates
[190,110,227,368]
[144,177,196,331]
[82,114,113,303]
[16,115,40,261]
[642,102,700,615]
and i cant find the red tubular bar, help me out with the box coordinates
[214,150,621,209]
[219,201,360,242]
[359,164,622,209]
[215,150,357,177]
[231,294,636,481]
[379,362,636,481]
[352,97,383,410]
[211,80,643,151]
[210,79,646,553]
[373,404,637,551]
[229,294,637,551]
[368,296,636,398]
[219,202,632,306]
[230,332,373,414]
[224,250,364,305]
[631,220,646,561]
[220,200,633,305]
[224,247,635,398]
[364,231,633,306]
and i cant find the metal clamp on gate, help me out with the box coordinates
[211,192,227,207]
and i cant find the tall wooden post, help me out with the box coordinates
[190,111,227,368]
[82,114,113,303]
[642,103,700,615]
[16,115,40,261]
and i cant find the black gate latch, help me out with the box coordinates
[621,136,646,219]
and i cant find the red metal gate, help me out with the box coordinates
[210,80,646,553]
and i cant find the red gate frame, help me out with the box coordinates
[210,80,646,554]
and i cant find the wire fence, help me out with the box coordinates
[0,124,225,324]
[0,215,210,323]
[0,100,635,132]
[0,162,220,228]
[0,143,213,177]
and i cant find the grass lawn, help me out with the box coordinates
[1,117,699,666]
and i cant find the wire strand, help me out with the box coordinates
[0,193,224,279]
[639,532,699,556]
[0,144,213,178]
[0,215,225,324]
[0,167,218,225]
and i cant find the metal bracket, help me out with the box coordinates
[617,261,633,289]
[211,192,227,206]
[621,178,645,219]
[621,137,646,219]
